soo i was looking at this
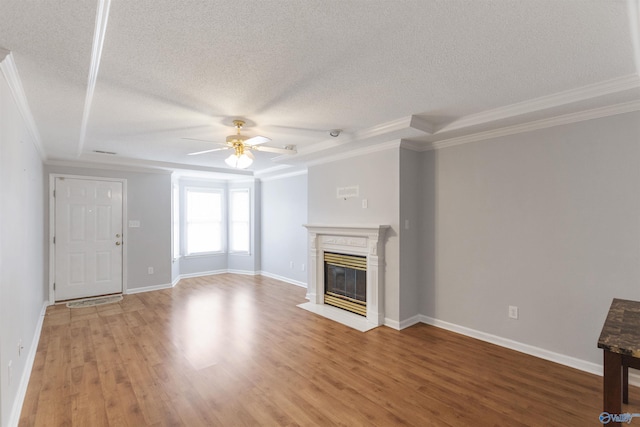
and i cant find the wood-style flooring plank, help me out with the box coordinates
[18,274,640,426]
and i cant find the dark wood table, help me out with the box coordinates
[598,298,640,426]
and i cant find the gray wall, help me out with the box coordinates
[45,164,173,291]
[260,173,308,285]
[0,70,46,427]
[419,111,640,364]
[399,147,421,321]
[308,149,400,323]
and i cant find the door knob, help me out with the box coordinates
[116,241,121,246]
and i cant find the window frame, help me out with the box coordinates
[172,182,180,261]
[184,186,225,256]
[228,187,251,255]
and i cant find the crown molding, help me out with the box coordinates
[353,115,432,141]
[424,99,640,151]
[305,139,402,168]
[77,0,111,157]
[399,140,424,151]
[46,154,253,177]
[0,52,46,160]
[434,74,640,134]
[409,115,434,134]
[257,169,308,182]
[45,158,173,175]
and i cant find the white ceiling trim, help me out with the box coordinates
[77,0,111,157]
[257,169,307,182]
[353,115,432,141]
[0,51,46,160]
[49,154,252,176]
[421,99,640,151]
[304,139,402,168]
[286,115,431,165]
[433,74,640,134]
[253,163,296,177]
[46,158,171,175]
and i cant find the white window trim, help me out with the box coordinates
[228,187,251,255]
[184,186,225,256]
[172,182,180,261]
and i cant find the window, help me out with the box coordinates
[229,188,250,253]
[185,188,223,255]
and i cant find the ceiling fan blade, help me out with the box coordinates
[252,145,297,155]
[182,137,220,144]
[244,135,271,146]
[246,150,255,160]
[188,147,230,155]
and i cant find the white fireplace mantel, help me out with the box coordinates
[298,224,389,332]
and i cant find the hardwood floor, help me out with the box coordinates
[19,274,638,426]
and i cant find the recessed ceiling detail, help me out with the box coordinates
[0,1,638,175]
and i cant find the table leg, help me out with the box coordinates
[623,361,629,404]
[604,350,622,426]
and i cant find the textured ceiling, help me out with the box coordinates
[0,0,638,176]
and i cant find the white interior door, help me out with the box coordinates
[54,177,123,301]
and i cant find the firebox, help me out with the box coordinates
[324,252,367,316]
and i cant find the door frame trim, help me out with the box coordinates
[48,173,128,304]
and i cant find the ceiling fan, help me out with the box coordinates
[184,119,297,169]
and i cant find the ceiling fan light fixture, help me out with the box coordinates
[225,152,253,169]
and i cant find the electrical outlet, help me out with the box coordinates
[289,261,294,269]
[18,339,23,357]
[301,264,305,271]
[8,360,12,386]
[148,267,154,274]
[362,199,368,209]
[508,305,519,319]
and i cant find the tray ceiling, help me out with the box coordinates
[0,0,638,176]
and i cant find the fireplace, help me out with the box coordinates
[299,225,389,332]
[324,252,367,316]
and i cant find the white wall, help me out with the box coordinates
[260,172,308,285]
[0,66,46,427]
[308,149,400,323]
[419,111,640,365]
[44,164,173,292]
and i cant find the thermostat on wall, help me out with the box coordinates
[337,185,359,199]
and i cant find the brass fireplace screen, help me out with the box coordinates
[324,252,367,316]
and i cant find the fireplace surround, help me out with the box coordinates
[299,224,389,332]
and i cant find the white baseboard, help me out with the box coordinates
[128,271,307,294]
[259,271,307,288]
[125,282,174,295]
[418,315,640,387]
[398,314,423,330]
[178,269,227,279]
[9,301,49,427]
[227,269,258,276]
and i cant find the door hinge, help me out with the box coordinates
[53,236,55,244]
[53,190,55,197]
[53,283,56,290]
